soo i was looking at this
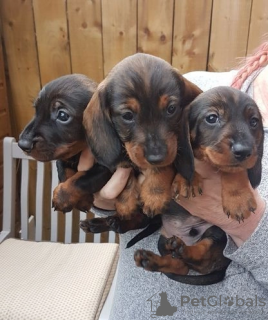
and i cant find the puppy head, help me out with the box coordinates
[83,53,201,171]
[19,74,97,161]
[187,86,264,187]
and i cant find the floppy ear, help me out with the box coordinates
[83,81,122,170]
[181,76,203,107]
[247,130,264,188]
[174,106,195,182]
[173,68,203,107]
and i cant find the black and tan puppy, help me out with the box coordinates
[18,74,112,213]
[173,86,264,221]
[82,53,202,220]
[134,201,231,285]
[134,87,263,283]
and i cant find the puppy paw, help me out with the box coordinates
[79,218,112,233]
[134,249,162,271]
[134,249,189,274]
[172,172,203,199]
[222,188,256,222]
[115,199,139,218]
[142,201,169,218]
[165,236,186,258]
[140,191,170,217]
[52,182,93,213]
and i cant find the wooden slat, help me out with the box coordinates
[172,0,212,73]
[93,232,101,243]
[0,0,40,137]
[35,161,45,241]
[33,0,71,85]
[247,0,268,54]
[138,0,174,63]
[108,231,116,244]
[50,161,59,242]
[20,159,29,240]
[2,137,16,238]
[208,0,252,72]
[102,0,137,76]
[79,211,87,243]
[67,0,103,82]
[64,211,73,243]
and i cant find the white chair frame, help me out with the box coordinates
[0,136,117,320]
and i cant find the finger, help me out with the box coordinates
[77,147,95,171]
[99,167,132,200]
[138,173,145,185]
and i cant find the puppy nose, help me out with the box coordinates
[18,139,33,153]
[232,143,252,161]
[146,153,165,165]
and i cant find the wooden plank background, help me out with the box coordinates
[0,0,267,138]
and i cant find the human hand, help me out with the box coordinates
[177,159,266,246]
[78,147,132,210]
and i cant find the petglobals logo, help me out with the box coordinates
[180,295,266,308]
[147,291,177,318]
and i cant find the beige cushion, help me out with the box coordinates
[0,238,119,320]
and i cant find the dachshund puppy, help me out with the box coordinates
[18,74,112,213]
[82,53,202,219]
[173,86,264,221]
[134,201,231,285]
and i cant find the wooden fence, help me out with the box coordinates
[0,0,268,137]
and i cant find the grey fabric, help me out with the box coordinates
[95,70,268,320]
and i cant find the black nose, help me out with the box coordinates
[18,139,33,153]
[146,153,166,165]
[232,143,252,161]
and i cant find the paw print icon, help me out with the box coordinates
[224,296,234,306]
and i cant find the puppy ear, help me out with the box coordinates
[83,81,122,169]
[174,107,195,182]
[247,132,264,188]
[173,68,202,107]
[182,77,203,107]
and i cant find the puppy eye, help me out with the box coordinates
[205,114,218,124]
[250,117,259,128]
[57,110,70,122]
[122,111,134,122]
[167,105,176,115]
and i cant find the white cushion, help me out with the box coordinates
[0,238,119,320]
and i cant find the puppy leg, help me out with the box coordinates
[115,170,140,217]
[52,164,111,213]
[53,172,94,213]
[221,171,256,221]
[134,249,189,275]
[141,165,176,217]
[80,210,150,234]
[56,159,77,182]
[172,172,203,199]
[165,226,230,274]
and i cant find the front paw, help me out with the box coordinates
[141,193,170,218]
[115,199,139,218]
[222,189,256,222]
[165,236,186,258]
[79,218,111,233]
[172,172,203,199]
[134,249,161,271]
[52,182,93,213]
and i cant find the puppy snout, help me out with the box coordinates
[18,139,33,153]
[146,152,166,164]
[145,144,167,165]
[231,142,252,161]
